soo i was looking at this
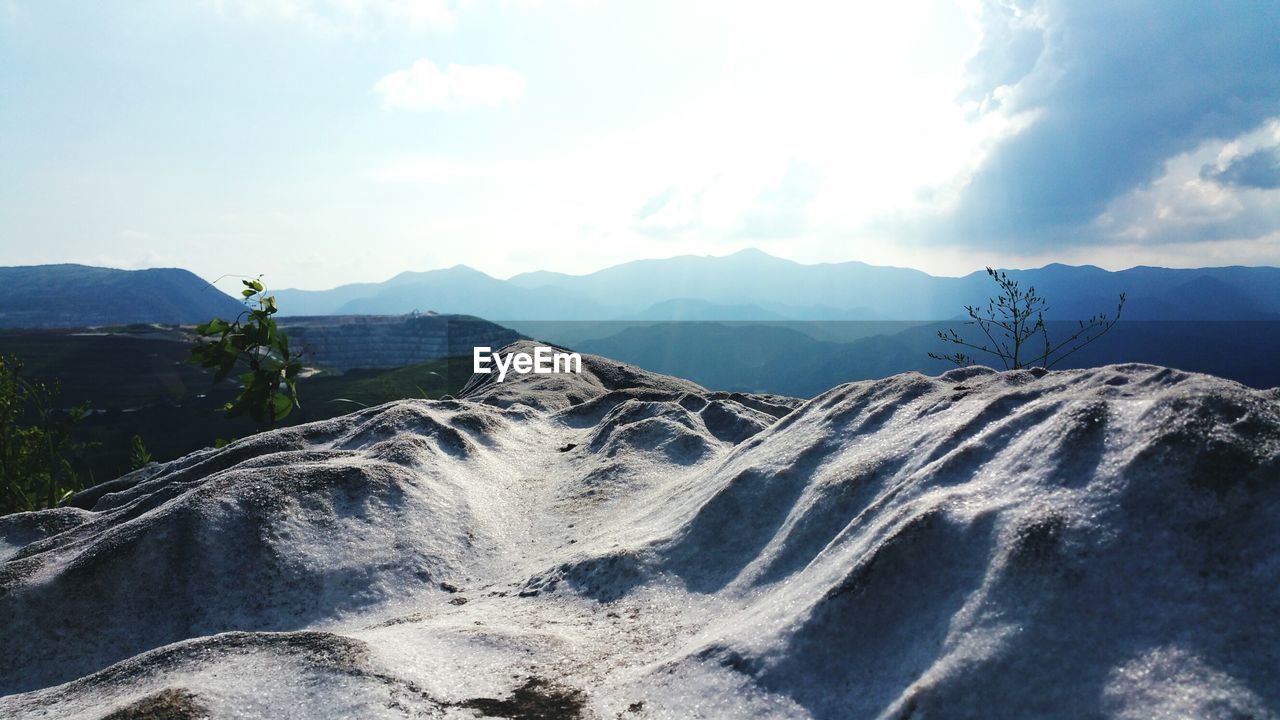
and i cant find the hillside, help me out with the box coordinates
[278,314,523,371]
[0,327,482,482]
[0,265,244,328]
[571,320,1280,395]
[1,343,1276,717]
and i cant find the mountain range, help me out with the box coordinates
[270,249,1280,322]
[4,255,1278,392]
[5,252,1279,328]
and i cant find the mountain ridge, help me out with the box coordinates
[0,264,245,329]
[7,253,1280,328]
[272,250,1280,321]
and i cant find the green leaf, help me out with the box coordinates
[272,392,293,420]
[196,318,230,335]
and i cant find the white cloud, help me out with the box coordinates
[358,1,1005,267]
[207,0,455,32]
[938,0,1280,249]
[373,59,526,111]
[1095,118,1280,245]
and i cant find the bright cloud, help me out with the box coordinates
[207,0,455,31]
[373,59,526,111]
[1095,119,1280,245]
[436,0,1009,249]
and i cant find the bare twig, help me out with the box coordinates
[931,268,1126,371]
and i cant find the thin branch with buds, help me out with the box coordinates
[929,267,1126,371]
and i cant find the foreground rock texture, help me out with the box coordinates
[1,342,1277,718]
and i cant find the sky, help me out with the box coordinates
[1,0,1279,290]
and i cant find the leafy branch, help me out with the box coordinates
[188,278,302,429]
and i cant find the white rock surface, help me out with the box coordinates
[1,342,1277,719]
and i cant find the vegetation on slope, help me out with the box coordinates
[0,327,475,500]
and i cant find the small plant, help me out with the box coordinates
[0,355,91,514]
[129,434,153,470]
[930,267,1126,370]
[188,277,302,429]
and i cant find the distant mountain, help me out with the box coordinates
[509,248,945,319]
[274,265,613,320]
[14,252,1279,332]
[513,250,1280,321]
[274,249,1280,322]
[0,265,245,328]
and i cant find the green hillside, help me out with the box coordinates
[0,328,475,485]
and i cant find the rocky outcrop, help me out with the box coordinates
[1,349,1277,718]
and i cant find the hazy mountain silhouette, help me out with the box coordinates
[273,249,1280,321]
[275,265,611,320]
[0,265,245,328]
[11,252,1280,333]
[510,248,946,318]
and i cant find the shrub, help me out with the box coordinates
[930,267,1125,370]
[129,434,153,470]
[0,355,90,514]
[188,278,302,429]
